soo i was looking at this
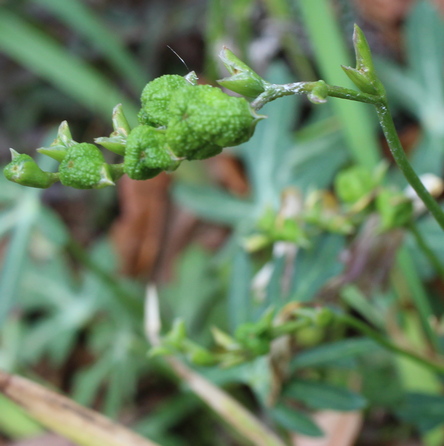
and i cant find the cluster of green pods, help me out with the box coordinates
[4,70,263,189]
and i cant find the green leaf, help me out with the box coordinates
[173,183,255,225]
[397,393,444,433]
[290,338,380,371]
[282,380,367,412]
[227,248,254,331]
[270,404,324,437]
[0,8,138,122]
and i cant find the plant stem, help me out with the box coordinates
[0,369,160,446]
[374,101,444,231]
[337,313,444,375]
[251,82,379,110]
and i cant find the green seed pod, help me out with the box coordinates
[59,143,114,189]
[124,125,180,180]
[166,84,262,160]
[138,75,193,127]
[4,149,58,188]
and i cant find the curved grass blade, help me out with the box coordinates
[0,8,138,122]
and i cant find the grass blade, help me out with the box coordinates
[0,8,138,122]
[32,0,147,91]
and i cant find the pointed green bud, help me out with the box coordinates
[217,47,267,98]
[342,25,385,97]
[112,103,131,135]
[95,104,131,156]
[59,143,115,189]
[353,24,375,73]
[37,121,77,162]
[165,319,187,349]
[307,80,329,104]
[4,149,59,188]
[341,66,379,95]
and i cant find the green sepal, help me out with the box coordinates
[4,149,59,188]
[165,319,187,349]
[217,47,267,98]
[111,103,131,135]
[353,24,375,73]
[344,25,385,97]
[341,66,379,95]
[59,143,115,189]
[94,136,126,156]
[95,104,131,156]
[37,121,77,162]
[308,80,328,104]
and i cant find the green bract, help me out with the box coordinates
[59,143,114,189]
[138,75,192,127]
[124,125,180,180]
[166,84,261,159]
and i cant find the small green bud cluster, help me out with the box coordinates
[3,68,264,189]
[244,163,414,252]
[150,304,340,368]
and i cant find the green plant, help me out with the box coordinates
[2,6,444,446]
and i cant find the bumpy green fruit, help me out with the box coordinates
[124,125,180,180]
[166,84,259,160]
[138,75,192,127]
[59,143,113,189]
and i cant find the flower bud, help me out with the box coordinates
[37,121,77,162]
[95,104,131,156]
[4,149,58,188]
[341,25,385,97]
[59,143,114,189]
[308,80,329,104]
[217,47,267,98]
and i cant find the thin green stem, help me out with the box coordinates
[337,313,444,375]
[251,82,379,111]
[409,223,444,280]
[374,101,444,231]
